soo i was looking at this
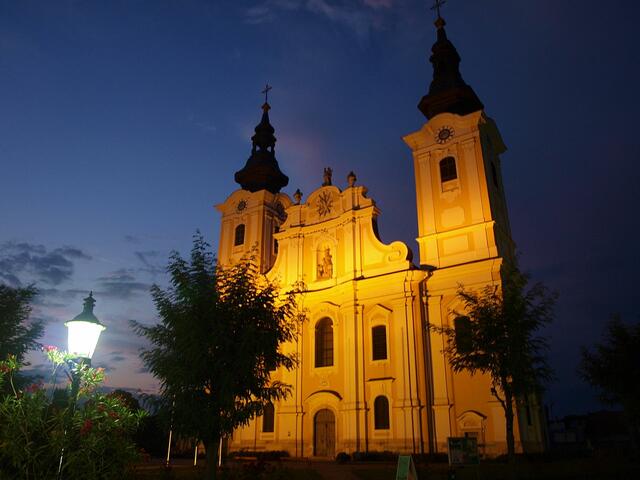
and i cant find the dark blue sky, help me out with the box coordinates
[1,0,638,416]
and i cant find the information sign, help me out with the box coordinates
[447,437,480,466]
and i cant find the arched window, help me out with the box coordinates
[439,156,457,182]
[374,396,390,430]
[262,402,274,432]
[372,325,387,361]
[234,224,245,246]
[315,318,334,367]
[454,316,472,354]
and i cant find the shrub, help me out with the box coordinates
[352,450,397,462]
[0,349,145,480]
[335,452,351,463]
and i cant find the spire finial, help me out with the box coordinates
[430,0,446,28]
[83,291,96,313]
[431,0,446,19]
[261,83,272,104]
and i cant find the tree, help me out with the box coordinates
[132,233,300,479]
[432,265,555,462]
[0,284,44,364]
[579,315,640,452]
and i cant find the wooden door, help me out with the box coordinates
[314,409,335,457]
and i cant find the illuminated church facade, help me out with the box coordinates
[215,15,545,457]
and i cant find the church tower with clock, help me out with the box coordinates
[215,11,545,458]
[216,100,291,273]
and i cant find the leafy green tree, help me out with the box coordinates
[132,233,300,479]
[579,315,640,452]
[0,284,43,364]
[432,265,555,462]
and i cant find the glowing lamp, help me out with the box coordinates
[65,292,106,360]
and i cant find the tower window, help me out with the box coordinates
[234,224,245,246]
[372,325,387,361]
[439,157,457,182]
[273,225,279,254]
[454,316,472,354]
[262,402,275,432]
[315,318,334,367]
[374,396,390,430]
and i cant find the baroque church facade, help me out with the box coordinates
[215,15,545,457]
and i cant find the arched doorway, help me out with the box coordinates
[314,409,335,457]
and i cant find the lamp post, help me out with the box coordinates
[57,292,106,479]
[64,291,106,399]
[65,292,106,362]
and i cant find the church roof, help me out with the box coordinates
[234,102,289,194]
[418,16,484,120]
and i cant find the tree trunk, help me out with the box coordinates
[504,390,516,465]
[205,438,219,480]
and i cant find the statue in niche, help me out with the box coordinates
[322,167,333,186]
[317,247,333,279]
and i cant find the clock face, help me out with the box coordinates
[237,200,247,212]
[436,126,454,144]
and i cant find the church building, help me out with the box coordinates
[215,13,545,457]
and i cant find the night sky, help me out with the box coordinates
[1,0,638,418]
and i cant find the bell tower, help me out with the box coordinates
[402,10,544,454]
[216,90,291,272]
[404,16,513,269]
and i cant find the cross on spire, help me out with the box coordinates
[430,0,446,19]
[261,83,272,104]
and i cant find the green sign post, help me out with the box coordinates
[395,455,418,480]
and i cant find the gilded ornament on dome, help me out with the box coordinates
[317,191,333,217]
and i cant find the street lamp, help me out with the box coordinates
[65,291,106,365]
[58,292,106,480]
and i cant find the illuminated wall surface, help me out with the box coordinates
[215,20,546,457]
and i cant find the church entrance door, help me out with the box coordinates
[314,409,335,457]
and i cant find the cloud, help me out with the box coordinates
[362,0,393,8]
[135,250,165,276]
[96,268,150,300]
[243,0,392,38]
[124,235,141,244]
[187,113,217,134]
[0,241,92,287]
[245,4,277,24]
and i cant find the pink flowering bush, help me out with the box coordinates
[0,349,145,480]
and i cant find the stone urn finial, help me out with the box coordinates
[322,167,333,186]
[347,171,356,187]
